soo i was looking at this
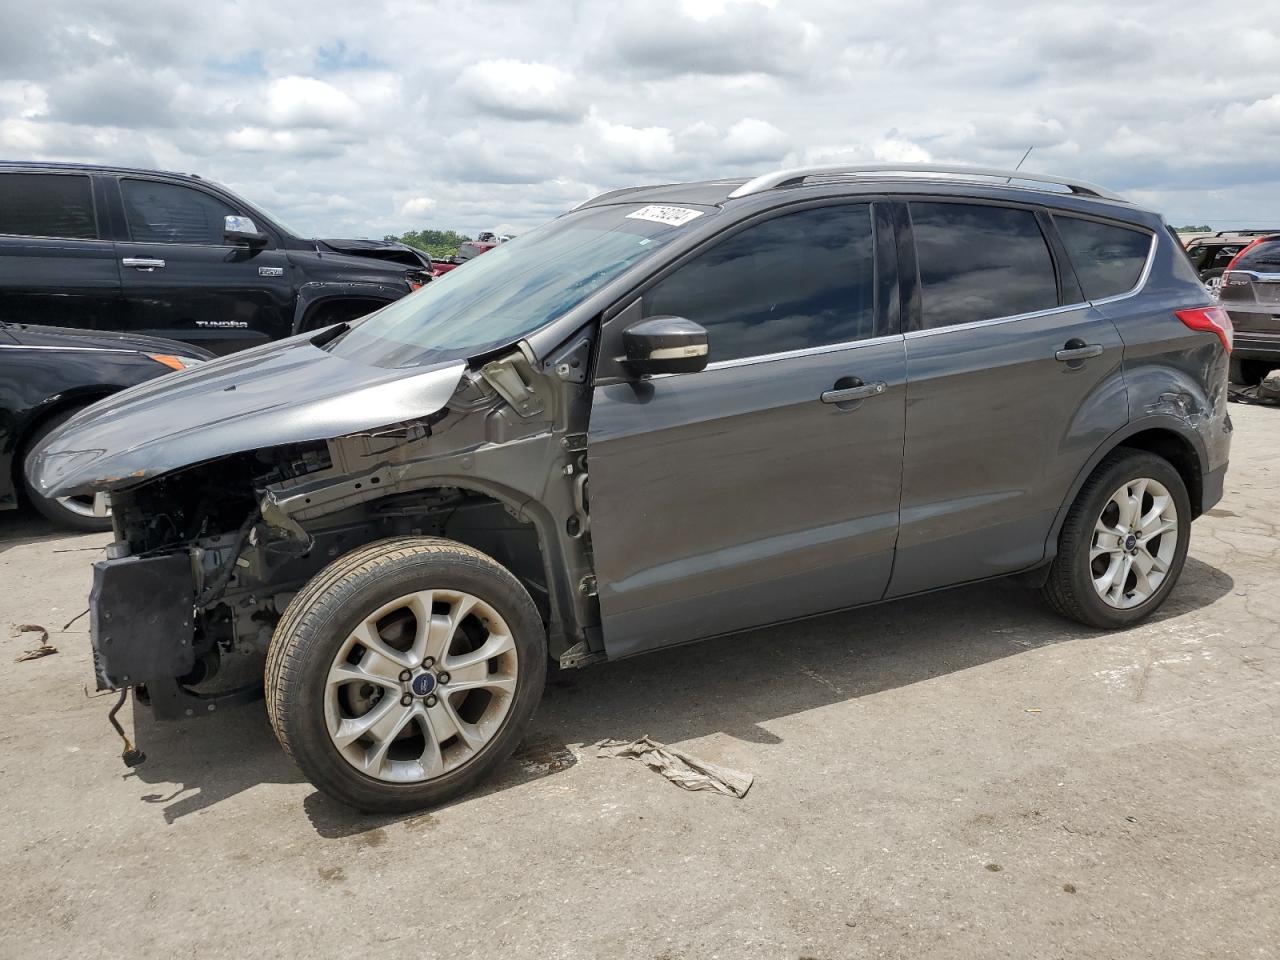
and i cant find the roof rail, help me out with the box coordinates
[727,163,1127,202]
[571,183,672,212]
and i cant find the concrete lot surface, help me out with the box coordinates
[1,405,1276,960]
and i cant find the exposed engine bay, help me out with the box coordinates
[86,341,600,721]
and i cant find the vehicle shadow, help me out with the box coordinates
[127,556,1234,833]
[0,511,97,555]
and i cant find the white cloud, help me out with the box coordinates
[0,0,1277,237]
[587,116,679,174]
[241,75,364,130]
[398,195,438,217]
[457,59,585,122]
[721,118,788,163]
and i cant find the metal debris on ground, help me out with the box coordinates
[595,736,753,798]
[1228,371,1280,407]
[12,624,57,662]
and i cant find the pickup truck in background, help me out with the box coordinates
[0,162,432,355]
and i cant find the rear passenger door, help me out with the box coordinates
[588,201,907,658]
[0,172,122,330]
[112,177,293,353]
[887,199,1129,598]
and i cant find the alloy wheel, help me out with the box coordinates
[1090,477,1179,609]
[55,491,110,520]
[324,589,518,783]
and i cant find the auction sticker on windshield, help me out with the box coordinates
[626,205,705,226]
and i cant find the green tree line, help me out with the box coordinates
[384,228,473,259]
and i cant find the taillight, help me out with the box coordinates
[1175,306,1233,353]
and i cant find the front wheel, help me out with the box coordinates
[1040,450,1191,629]
[265,537,547,812]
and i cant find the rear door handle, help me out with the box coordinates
[1055,343,1103,362]
[122,257,166,271]
[821,380,887,404]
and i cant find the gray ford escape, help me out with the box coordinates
[28,163,1232,812]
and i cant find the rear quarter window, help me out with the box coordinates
[1055,216,1151,299]
[0,173,97,240]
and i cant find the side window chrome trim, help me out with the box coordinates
[1072,226,1158,307]
[0,233,106,243]
[902,302,1091,340]
[703,332,905,370]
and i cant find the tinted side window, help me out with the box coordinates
[1236,239,1280,270]
[909,202,1058,329]
[1055,215,1151,299]
[0,174,97,239]
[121,179,236,245]
[644,204,875,363]
[1209,245,1241,270]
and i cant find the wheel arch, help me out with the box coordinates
[292,282,405,334]
[287,477,582,662]
[1043,414,1208,565]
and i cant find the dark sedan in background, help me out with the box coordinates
[1,321,212,530]
[0,162,431,355]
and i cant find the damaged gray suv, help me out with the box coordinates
[29,164,1233,812]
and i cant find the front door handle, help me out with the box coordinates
[1055,342,1103,362]
[122,257,166,271]
[821,380,887,404]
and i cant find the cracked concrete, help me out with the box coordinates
[0,405,1277,960]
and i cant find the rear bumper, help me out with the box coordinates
[1201,462,1227,515]
[1232,333,1280,361]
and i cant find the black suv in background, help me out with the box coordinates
[0,162,431,354]
[1218,233,1280,383]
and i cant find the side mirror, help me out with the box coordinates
[623,316,709,376]
[224,215,268,247]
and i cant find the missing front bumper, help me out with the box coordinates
[89,553,195,690]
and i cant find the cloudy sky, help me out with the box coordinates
[2,0,1278,239]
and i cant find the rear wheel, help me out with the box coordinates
[21,406,113,532]
[265,537,546,812]
[1040,450,1191,629]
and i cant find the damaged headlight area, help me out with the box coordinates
[94,441,343,718]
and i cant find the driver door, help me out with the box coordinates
[586,201,906,659]
[112,177,293,353]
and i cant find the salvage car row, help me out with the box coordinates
[14,162,1235,813]
[0,160,458,528]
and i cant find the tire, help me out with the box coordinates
[21,406,113,533]
[1040,450,1191,629]
[265,537,547,813]
[1229,358,1268,386]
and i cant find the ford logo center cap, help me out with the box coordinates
[411,673,437,697]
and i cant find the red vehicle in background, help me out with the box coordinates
[429,231,514,277]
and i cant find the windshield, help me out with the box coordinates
[324,203,710,368]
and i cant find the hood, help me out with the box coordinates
[319,238,430,268]
[2,322,217,360]
[28,332,465,498]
